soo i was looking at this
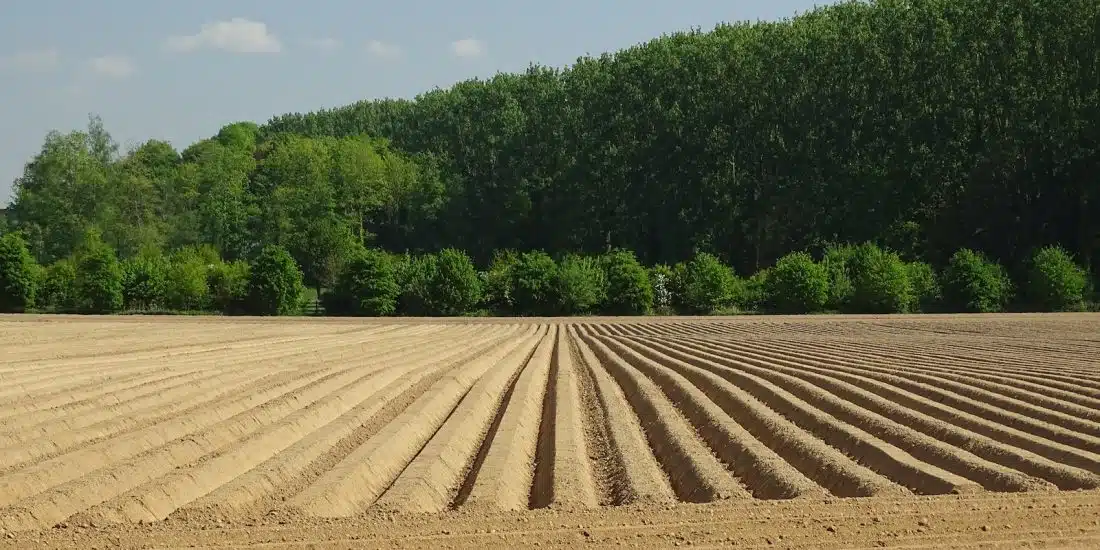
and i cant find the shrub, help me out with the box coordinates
[846,243,913,313]
[510,251,559,315]
[1027,246,1089,312]
[765,252,829,313]
[164,247,213,311]
[942,249,1013,313]
[738,268,770,312]
[668,262,689,311]
[426,248,482,316]
[821,244,857,311]
[0,232,38,312]
[681,252,736,314]
[394,253,436,316]
[40,259,78,311]
[649,264,675,314]
[208,260,250,314]
[324,248,399,316]
[600,249,653,315]
[481,250,519,314]
[246,245,305,316]
[120,254,168,311]
[556,254,607,315]
[905,262,941,312]
[73,231,124,314]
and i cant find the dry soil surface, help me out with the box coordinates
[0,313,1098,549]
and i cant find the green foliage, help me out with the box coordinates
[681,252,736,314]
[6,0,1100,317]
[0,232,38,312]
[164,247,212,311]
[765,252,829,314]
[207,260,250,314]
[555,254,608,315]
[39,259,78,311]
[1027,246,1089,312]
[509,251,559,315]
[324,248,400,316]
[120,254,168,311]
[821,244,857,311]
[905,262,941,313]
[481,250,519,314]
[425,248,482,316]
[246,245,305,316]
[649,264,676,314]
[738,268,770,312]
[846,243,913,314]
[394,253,436,316]
[73,230,124,314]
[943,249,1014,313]
[600,249,653,315]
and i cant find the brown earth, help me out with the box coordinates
[1,313,1099,548]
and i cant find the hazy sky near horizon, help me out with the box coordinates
[0,0,829,205]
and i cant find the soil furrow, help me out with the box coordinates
[695,334,1100,473]
[674,337,1100,489]
[60,327,488,525]
[592,334,902,498]
[461,326,558,511]
[575,329,751,503]
[174,325,518,520]
[567,326,676,505]
[628,337,1026,493]
[541,326,599,510]
[282,325,541,518]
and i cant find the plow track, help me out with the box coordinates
[1,313,1099,549]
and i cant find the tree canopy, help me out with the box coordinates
[4,0,1097,315]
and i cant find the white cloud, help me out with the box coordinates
[0,49,60,71]
[450,38,485,58]
[306,37,340,52]
[365,40,401,59]
[87,55,135,78]
[165,18,281,54]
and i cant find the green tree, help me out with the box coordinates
[246,245,305,316]
[0,232,38,312]
[121,253,168,311]
[681,252,736,314]
[510,251,559,315]
[1027,246,1089,312]
[73,229,124,314]
[39,259,78,311]
[164,246,215,311]
[555,254,608,315]
[846,243,913,314]
[943,249,1014,313]
[324,248,400,316]
[905,262,941,313]
[208,260,250,315]
[426,248,482,316]
[765,252,829,314]
[601,249,653,315]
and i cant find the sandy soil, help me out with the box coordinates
[0,312,1098,548]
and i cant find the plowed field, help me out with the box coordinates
[1,313,1099,549]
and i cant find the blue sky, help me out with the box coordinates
[0,0,829,205]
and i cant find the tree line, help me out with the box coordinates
[1,0,1098,316]
[0,229,1092,316]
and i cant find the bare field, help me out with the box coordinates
[1,313,1099,549]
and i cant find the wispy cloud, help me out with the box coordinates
[450,38,486,58]
[165,18,281,54]
[366,40,401,59]
[87,55,136,78]
[0,49,60,72]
